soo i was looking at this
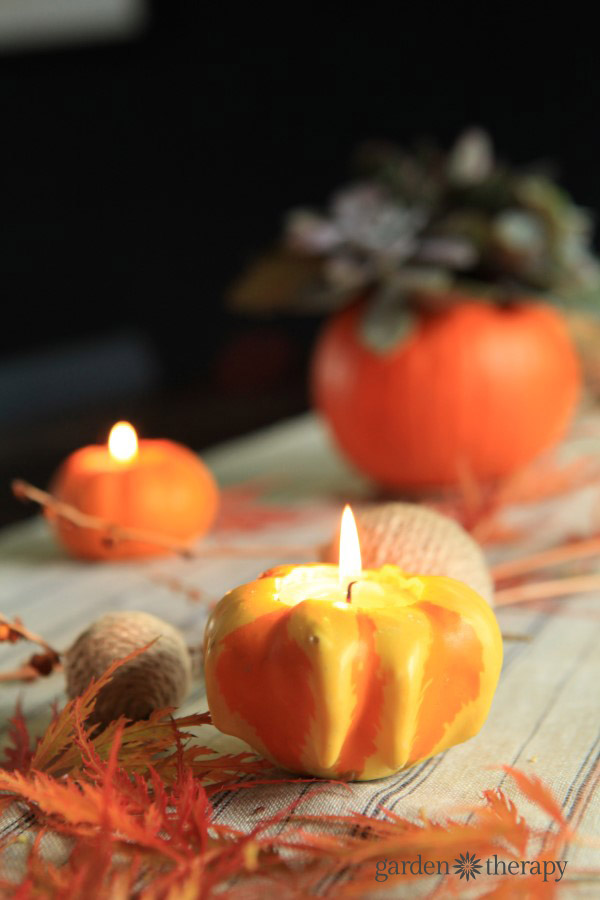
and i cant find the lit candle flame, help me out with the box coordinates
[108,421,139,462]
[339,504,362,583]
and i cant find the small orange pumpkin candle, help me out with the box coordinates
[49,422,219,560]
[204,506,503,781]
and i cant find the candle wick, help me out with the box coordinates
[346,581,357,604]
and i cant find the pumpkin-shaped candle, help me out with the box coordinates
[204,506,502,781]
[49,422,219,560]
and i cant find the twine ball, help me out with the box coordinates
[64,611,192,727]
[323,502,494,606]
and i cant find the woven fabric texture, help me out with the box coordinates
[1,413,599,895]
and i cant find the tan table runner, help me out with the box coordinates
[1,413,599,895]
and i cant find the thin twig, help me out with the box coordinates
[0,662,64,683]
[495,574,600,606]
[0,612,62,683]
[492,535,600,581]
[0,611,60,657]
[11,479,318,559]
[12,479,199,556]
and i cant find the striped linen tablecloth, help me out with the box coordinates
[1,412,599,894]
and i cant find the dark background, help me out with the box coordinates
[2,6,599,522]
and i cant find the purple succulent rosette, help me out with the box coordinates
[230,129,600,350]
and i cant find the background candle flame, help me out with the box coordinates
[339,504,362,581]
[108,421,139,463]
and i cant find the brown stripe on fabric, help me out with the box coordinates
[563,735,600,822]
[496,627,600,796]
[357,759,436,819]
[387,755,448,809]
[558,750,600,863]
[565,748,600,836]
[0,808,36,843]
[208,774,257,816]
[345,600,562,821]
[498,597,565,671]
[538,735,600,854]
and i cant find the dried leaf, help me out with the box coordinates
[30,642,155,776]
[0,699,33,773]
[500,765,570,833]
[228,130,600,319]
[0,651,594,897]
[217,481,307,532]
[227,248,327,314]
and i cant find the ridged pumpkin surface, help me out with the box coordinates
[49,440,219,560]
[204,564,503,781]
[322,502,493,605]
[312,300,581,488]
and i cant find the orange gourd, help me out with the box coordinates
[204,563,503,781]
[49,439,219,560]
[312,298,581,489]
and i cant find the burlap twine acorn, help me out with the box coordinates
[322,502,494,606]
[64,611,192,727]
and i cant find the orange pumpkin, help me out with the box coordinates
[204,563,503,780]
[312,298,581,489]
[49,437,219,560]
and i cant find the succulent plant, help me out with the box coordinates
[229,129,600,351]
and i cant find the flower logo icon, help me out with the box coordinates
[453,851,483,881]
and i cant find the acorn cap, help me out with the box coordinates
[64,611,192,727]
[322,502,493,605]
